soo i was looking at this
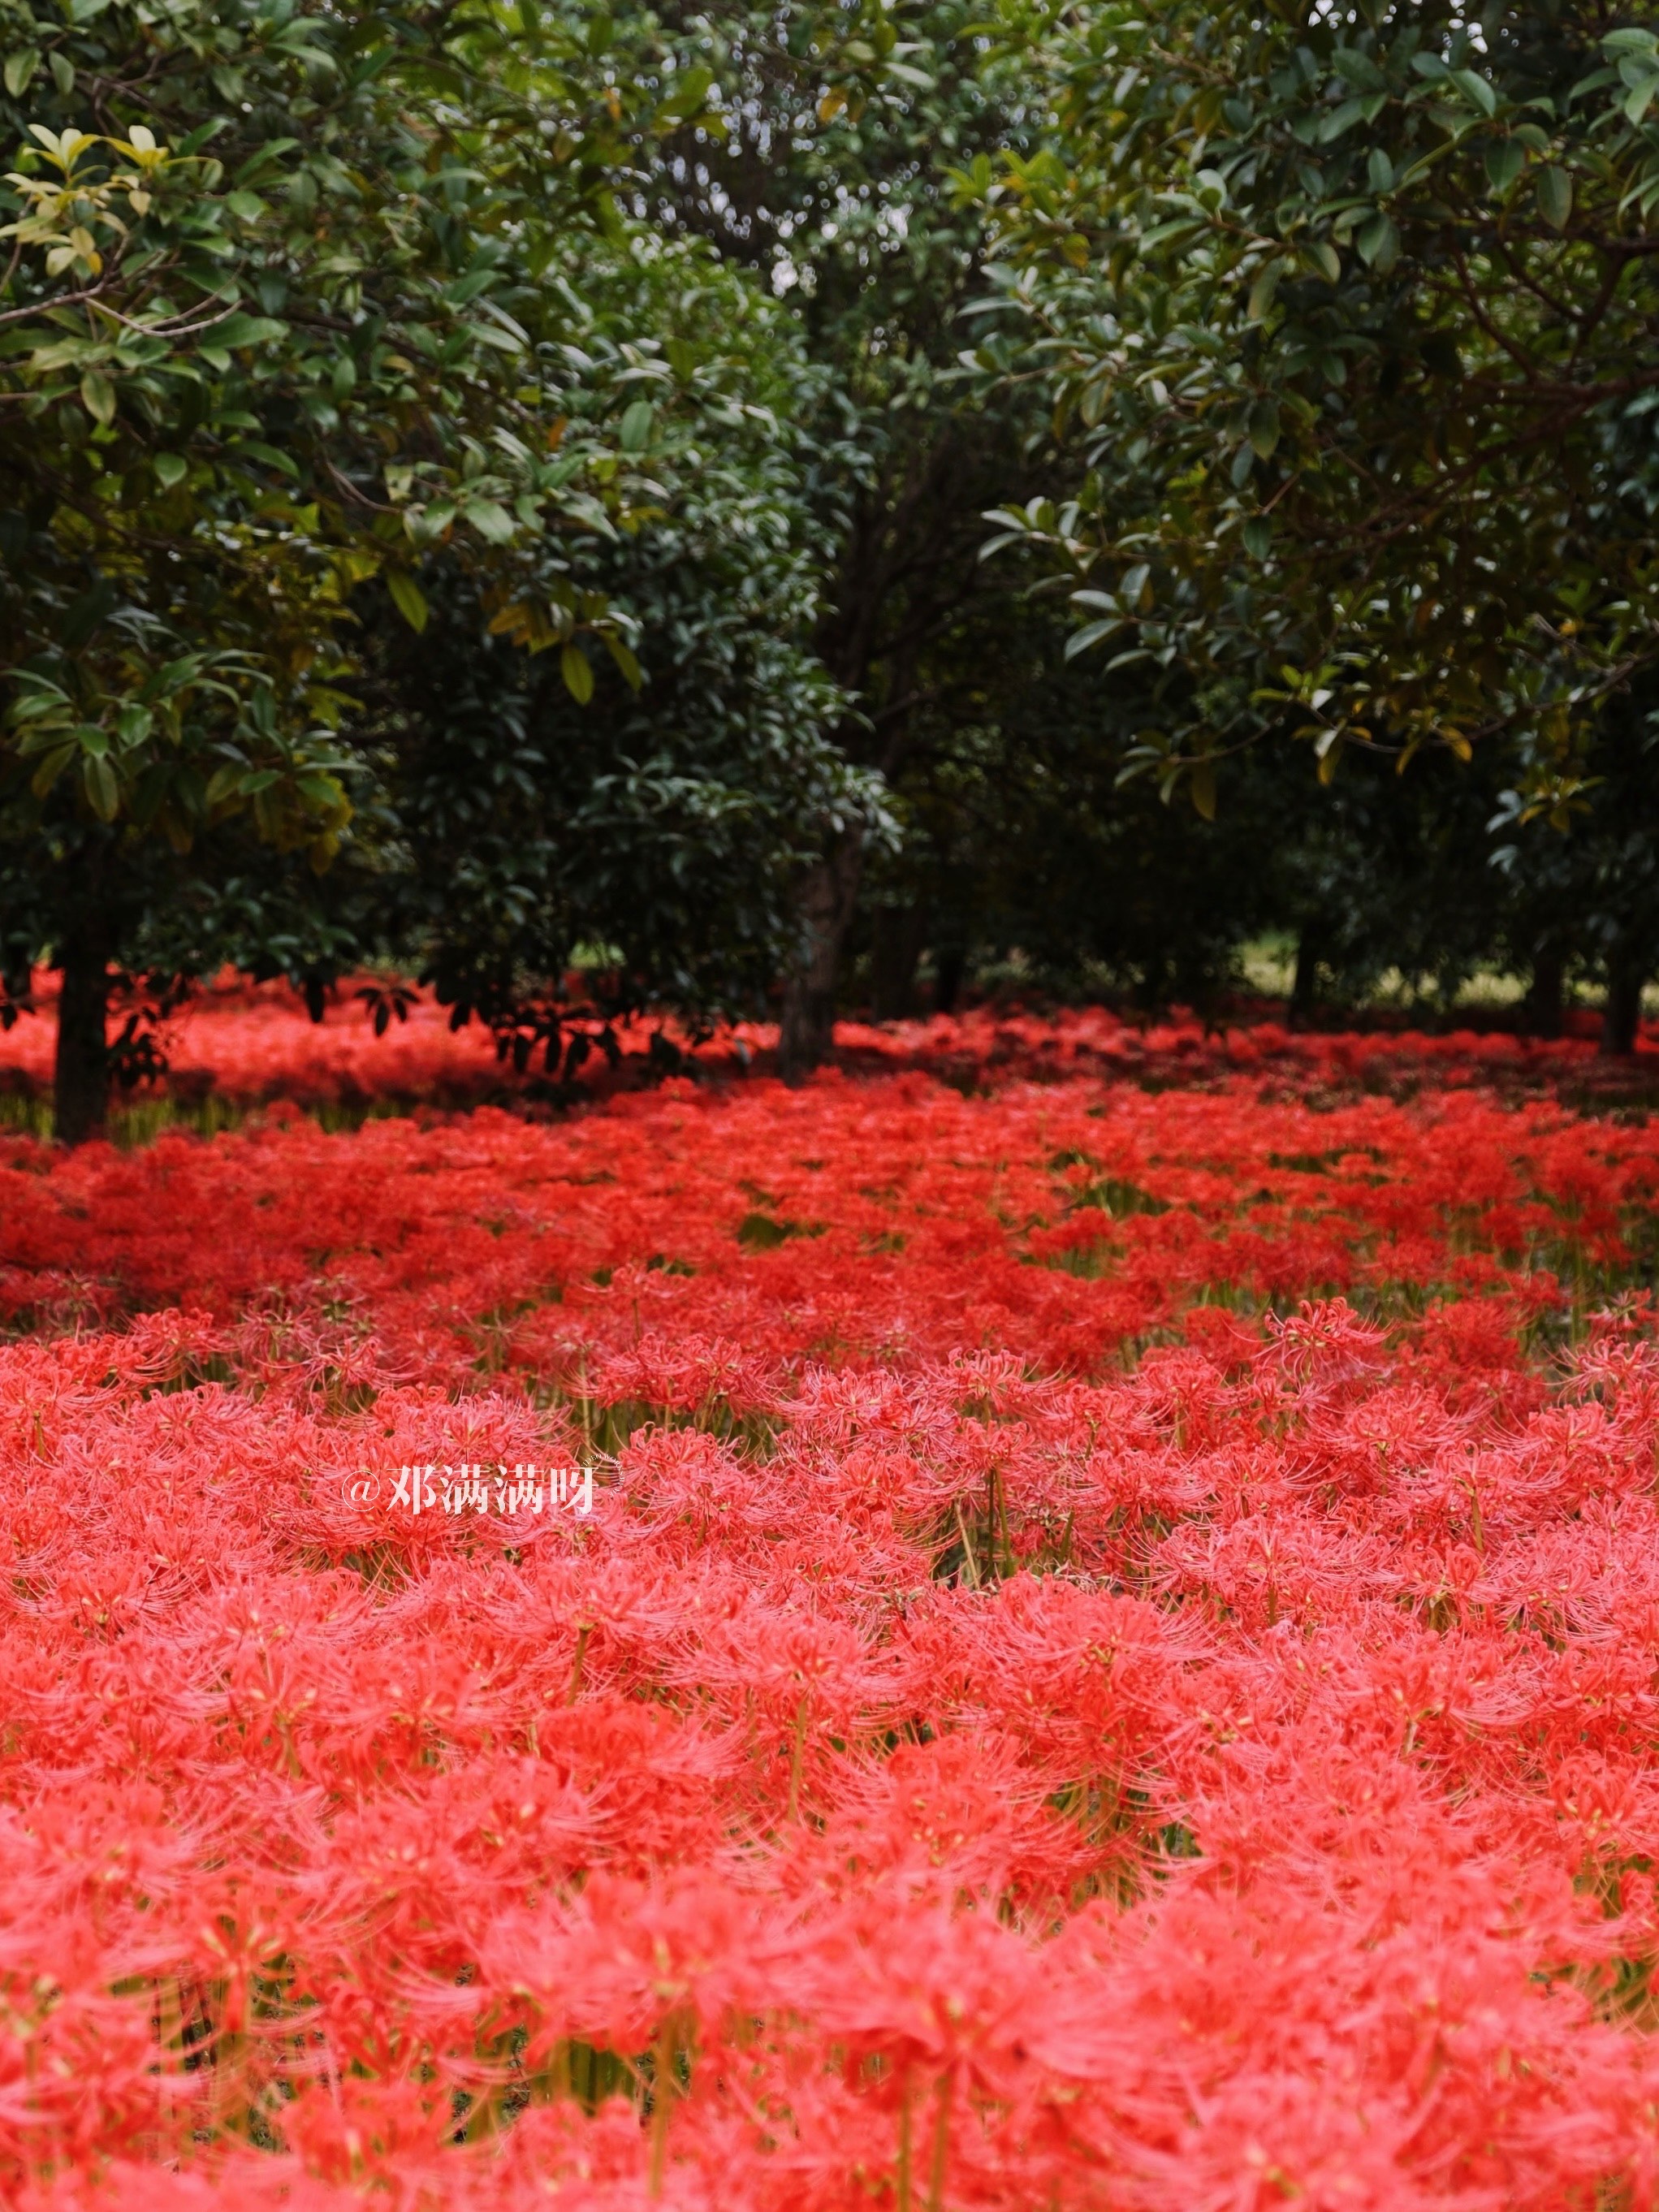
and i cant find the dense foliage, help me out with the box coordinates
[8,0,1659,1137]
[0,0,888,1128]
[970,0,1659,797]
[0,0,672,1130]
[367,235,883,1060]
[590,0,1057,1072]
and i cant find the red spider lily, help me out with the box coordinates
[2,1009,1659,2202]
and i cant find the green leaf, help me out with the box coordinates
[1064,617,1122,659]
[1484,140,1525,192]
[658,63,713,119]
[603,633,644,691]
[1246,258,1283,321]
[1189,760,1217,820]
[561,643,594,704]
[1536,166,1572,229]
[1331,48,1387,93]
[1305,240,1341,284]
[387,568,429,633]
[210,313,287,351]
[619,399,655,453]
[82,753,119,821]
[9,681,67,723]
[1137,218,1205,253]
[1450,68,1497,117]
[463,499,516,546]
[233,441,300,479]
[28,743,76,797]
[1317,98,1367,143]
[1248,397,1281,458]
[562,493,617,542]
[8,694,63,729]
[1357,213,1401,272]
[1625,73,1659,124]
[1242,516,1272,559]
[153,453,188,490]
[3,47,40,96]
[80,369,115,427]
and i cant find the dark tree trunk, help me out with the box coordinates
[54,908,112,1145]
[787,423,983,1079]
[1523,948,1565,1040]
[778,830,864,1084]
[1289,927,1321,1030]
[933,944,966,1015]
[871,905,927,1021]
[1602,958,1646,1056]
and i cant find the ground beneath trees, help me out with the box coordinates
[5,973,1659,1131]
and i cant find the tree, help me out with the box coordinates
[965,0,1659,838]
[365,229,888,1073]
[1493,672,1659,1048]
[592,0,1055,1074]
[852,598,1275,1016]
[0,0,671,1138]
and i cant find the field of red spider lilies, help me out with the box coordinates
[6,1004,1659,2209]
[4,970,1659,1119]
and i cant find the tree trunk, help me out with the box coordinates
[54,909,112,1145]
[1289,927,1321,1030]
[1602,958,1645,1056]
[871,905,927,1021]
[933,944,966,1015]
[1523,947,1565,1040]
[778,830,864,1084]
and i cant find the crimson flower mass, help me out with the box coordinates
[0,1008,1658,2206]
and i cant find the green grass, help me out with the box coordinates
[0,1090,433,1147]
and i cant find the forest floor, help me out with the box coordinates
[5,970,1659,1139]
[2,997,1659,2206]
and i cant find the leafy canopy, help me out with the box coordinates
[0,0,680,878]
[963,0,1659,820]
